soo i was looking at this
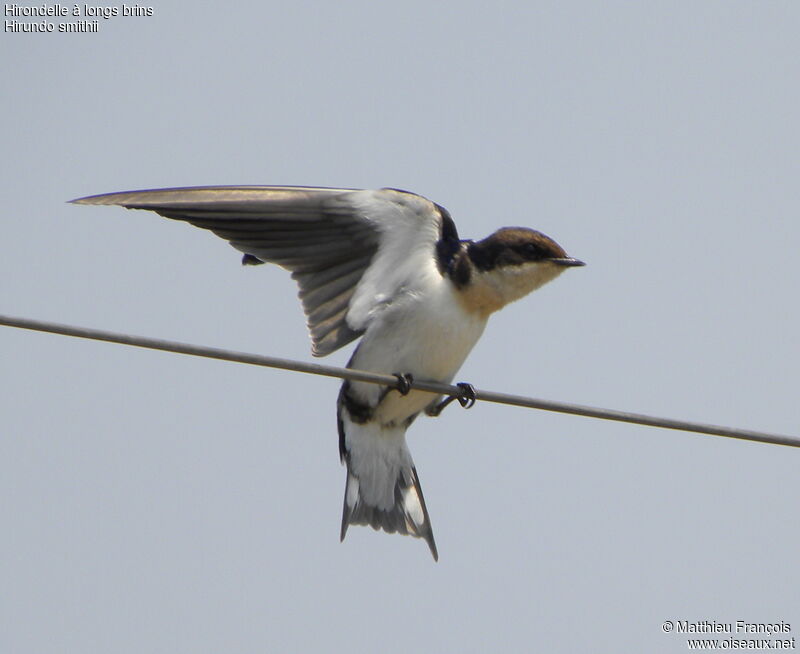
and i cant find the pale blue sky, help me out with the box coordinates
[2,3,799,652]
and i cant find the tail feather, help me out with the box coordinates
[337,389,439,560]
[340,464,437,561]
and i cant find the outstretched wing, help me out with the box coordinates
[71,186,458,356]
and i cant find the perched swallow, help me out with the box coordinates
[73,186,583,560]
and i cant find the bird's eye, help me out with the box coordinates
[523,243,541,258]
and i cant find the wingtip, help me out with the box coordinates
[69,192,119,206]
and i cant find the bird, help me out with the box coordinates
[72,185,584,560]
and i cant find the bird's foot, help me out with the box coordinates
[427,382,477,417]
[393,373,414,396]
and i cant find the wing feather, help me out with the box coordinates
[71,185,454,356]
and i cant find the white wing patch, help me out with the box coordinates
[341,189,444,332]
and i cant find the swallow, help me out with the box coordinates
[72,186,584,560]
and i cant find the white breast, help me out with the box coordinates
[349,275,488,425]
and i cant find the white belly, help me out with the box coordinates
[348,281,488,425]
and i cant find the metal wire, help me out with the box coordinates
[2,313,798,448]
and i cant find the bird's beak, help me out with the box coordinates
[551,257,585,267]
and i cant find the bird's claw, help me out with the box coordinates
[394,373,414,396]
[455,382,477,409]
[427,382,477,417]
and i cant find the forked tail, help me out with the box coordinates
[339,420,438,560]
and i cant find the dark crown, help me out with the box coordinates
[467,227,568,271]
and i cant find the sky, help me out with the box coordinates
[2,2,799,653]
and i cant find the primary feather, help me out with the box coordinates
[73,186,452,357]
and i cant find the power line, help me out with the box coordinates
[2,313,798,449]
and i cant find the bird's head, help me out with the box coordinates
[457,227,584,315]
